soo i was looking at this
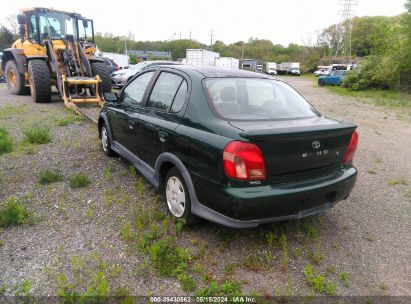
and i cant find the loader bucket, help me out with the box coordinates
[61,75,105,114]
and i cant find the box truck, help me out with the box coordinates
[266,62,277,75]
[277,62,301,76]
[186,49,220,66]
[215,57,239,69]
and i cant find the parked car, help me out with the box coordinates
[102,57,121,74]
[110,61,180,87]
[314,68,327,77]
[318,70,346,86]
[99,66,358,228]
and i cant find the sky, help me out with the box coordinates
[0,0,407,46]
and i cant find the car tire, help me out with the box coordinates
[318,79,324,86]
[5,60,29,95]
[163,167,200,225]
[91,62,112,94]
[28,60,51,103]
[100,123,115,157]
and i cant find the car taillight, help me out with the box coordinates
[343,131,358,165]
[223,141,266,180]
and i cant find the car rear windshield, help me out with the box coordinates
[204,78,319,120]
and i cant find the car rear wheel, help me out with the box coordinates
[164,167,199,225]
[100,124,115,156]
[318,79,324,86]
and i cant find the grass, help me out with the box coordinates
[387,178,408,186]
[0,127,13,154]
[38,169,63,185]
[196,280,242,298]
[69,172,92,189]
[279,234,289,270]
[303,264,336,295]
[339,272,349,287]
[23,125,51,144]
[148,237,187,276]
[0,196,33,228]
[177,273,196,292]
[326,86,411,110]
[54,110,81,126]
[405,189,411,200]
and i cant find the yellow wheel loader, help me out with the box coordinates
[1,8,111,112]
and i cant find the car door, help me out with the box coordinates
[134,70,189,168]
[107,71,155,154]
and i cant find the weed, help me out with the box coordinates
[0,240,4,247]
[366,235,376,242]
[196,241,207,258]
[69,172,91,189]
[120,222,133,241]
[307,244,324,265]
[137,176,144,199]
[14,280,32,296]
[54,110,81,126]
[23,125,51,144]
[367,169,377,175]
[279,234,288,270]
[196,280,242,298]
[405,189,411,200]
[303,264,336,295]
[274,279,294,297]
[223,263,237,276]
[38,169,63,185]
[243,254,269,272]
[175,219,185,234]
[0,284,6,296]
[325,265,337,276]
[305,224,318,242]
[339,272,349,287]
[104,165,113,181]
[129,165,137,177]
[294,247,303,258]
[193,264,212,284]
[0,196,33,227]
[216,229,233,248]
[379,284,389,292]
[266,231,276,247]
[149,237,186,276]
[388,178,408,186]
[84,209,93,219]
[0,127,13,154]
[178,273,196,292]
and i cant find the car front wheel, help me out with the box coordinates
[164,167,199,225]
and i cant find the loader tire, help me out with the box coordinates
[28,60,51,103]
[5,60,28,95]
[91,62,112,94]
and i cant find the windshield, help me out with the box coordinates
[37,11,73,39]
[204,78,320,121]
[130,62,148,71]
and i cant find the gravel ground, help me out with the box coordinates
[0,78,410,298]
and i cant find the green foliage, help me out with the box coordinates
[149,237,186,276]
[339,272,350,287]
[0,196,33,228]
[303,264,336,295]
[178,273,196,292]
[14,280,32,296]
[196,280,242,298]
[23,125,51,144]
[0,127,13,154]
[68,172,91,189]
[388,178,408,186]
[38,169,63,185]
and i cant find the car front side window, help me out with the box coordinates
[147,72,186,111]
[122,72,154,105]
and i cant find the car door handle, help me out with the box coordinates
[158,131,168,143]
[128,120,134,130]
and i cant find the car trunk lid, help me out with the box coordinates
[230,117,357,184]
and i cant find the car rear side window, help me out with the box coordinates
[204,78,319,121]
[122,71,154,105]
[147,72,186,111]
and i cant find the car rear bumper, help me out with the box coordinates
[191,167,357,228]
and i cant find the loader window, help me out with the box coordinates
[38,12,67,40]
[28,15,38,41]
[78,19,94,42]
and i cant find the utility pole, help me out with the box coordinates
[335,0,358,62]
[209,28,214,47]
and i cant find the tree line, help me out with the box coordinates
[1,1,410,91]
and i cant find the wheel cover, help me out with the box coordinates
[166,176,186,218]
[7,69,17,87]
[101,127,108,152]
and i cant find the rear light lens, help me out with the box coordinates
[343,130,358,165]
[223,141,266,180]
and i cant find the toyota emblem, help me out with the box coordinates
[312,141,321,149]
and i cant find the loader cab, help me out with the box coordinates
[23,8,95,44]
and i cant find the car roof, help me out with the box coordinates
[155,65,276,79]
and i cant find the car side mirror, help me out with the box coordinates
[17,14,26,25]
[104,92,118,102]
